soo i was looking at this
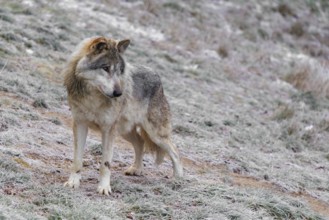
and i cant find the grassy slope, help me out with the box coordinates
[0,0,329,219]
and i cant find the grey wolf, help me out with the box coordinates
[62,36,183,195]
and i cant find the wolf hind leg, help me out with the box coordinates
[140,128,166,165]
[122,128,145,176]
[156,138,183,178]
[143,124,183,178]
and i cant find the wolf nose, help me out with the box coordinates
[113,90,122,97]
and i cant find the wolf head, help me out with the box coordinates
[66,37,130,98]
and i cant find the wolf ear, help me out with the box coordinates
[90,38,108,53]
[117,39,130,54]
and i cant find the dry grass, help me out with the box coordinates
[272,104,295,121]
[285,61,329,98]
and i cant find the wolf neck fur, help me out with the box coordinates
[64,55,89,99]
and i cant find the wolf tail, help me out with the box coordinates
[141,129,166,165]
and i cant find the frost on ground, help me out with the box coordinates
[1,0,329,219]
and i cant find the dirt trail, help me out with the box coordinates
[182,157,329,217]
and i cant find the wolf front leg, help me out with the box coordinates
[97,126,115,195]
[64,121,88,188]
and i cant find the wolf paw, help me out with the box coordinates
[174,165,184,179]
[64,173,81,188]
[124,166,142,176]
[97,184,112,196]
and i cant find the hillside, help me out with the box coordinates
[1,0,329,219]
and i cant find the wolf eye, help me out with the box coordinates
[102,66,110,72]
